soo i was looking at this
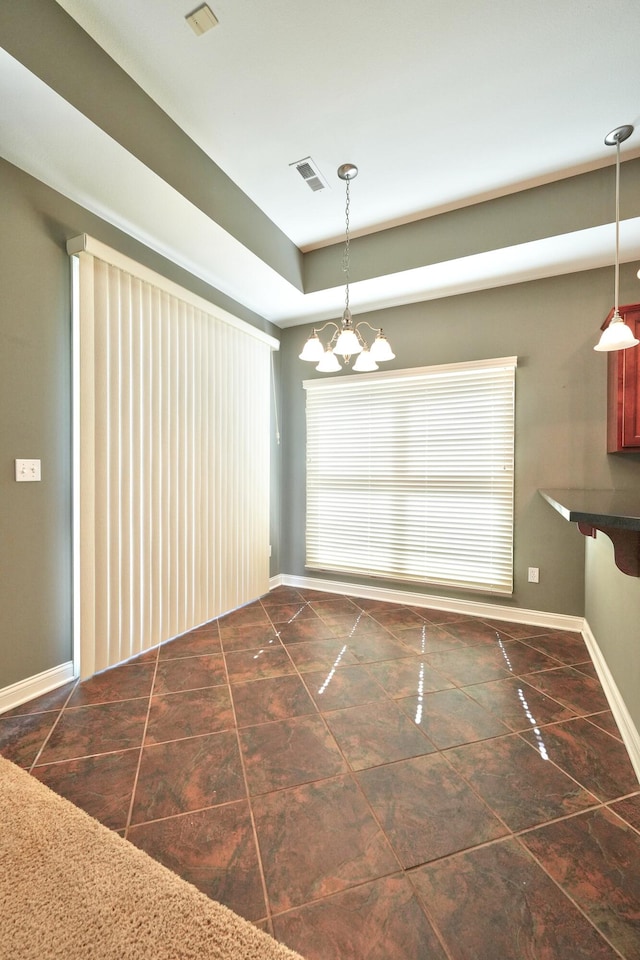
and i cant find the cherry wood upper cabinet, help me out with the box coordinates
[602,303,640,453]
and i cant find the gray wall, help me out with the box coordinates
[280,263,640,617]
[304,159,640,293]
[3,144,640,736]
[1,162,72,685]
[585,535,640,732]
[0,158,281,690]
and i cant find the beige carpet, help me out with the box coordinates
[0,756,304,960]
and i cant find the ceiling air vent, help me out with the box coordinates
[290,156,329,193]
[185,4,219,36]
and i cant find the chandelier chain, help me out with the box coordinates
[298,162,396,370]
[342,178,351,313]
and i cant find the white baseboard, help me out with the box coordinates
[0,662,76,717]
[582,620,640,784]
[276,573,584,633]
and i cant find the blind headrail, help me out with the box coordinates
[67,234,280,351]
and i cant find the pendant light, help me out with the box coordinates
[594,124,639,351]
[299,164,396,372]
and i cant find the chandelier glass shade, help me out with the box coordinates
[316,346,342,373]
[594,124,639,352]
[299,164,396,372]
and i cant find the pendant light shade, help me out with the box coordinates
[316,347,342,373]
[352,349,379,372]
[369,331,396,362]
[299,332,325,362]
[594,311,639,351]
[299,164,395,373]
[334,325,362,356]
[594,124,638,352]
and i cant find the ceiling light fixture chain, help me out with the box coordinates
[342,173,352,315]
[614,131,623,314]
[299,163,396,374]
[594,124,638,352]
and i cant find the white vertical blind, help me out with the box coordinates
[71,236,276,677]
[304,358,517,595]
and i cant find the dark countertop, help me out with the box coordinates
[540,489,640,532]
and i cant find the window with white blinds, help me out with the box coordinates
[304,357,517,595]
[69,235,278,677]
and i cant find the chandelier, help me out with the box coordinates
[299,164,395,372]
[594,124,638,351]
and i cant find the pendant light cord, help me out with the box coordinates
[615,136,621,313]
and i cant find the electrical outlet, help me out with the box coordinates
[528,566,539,583]
[15,459,41,482]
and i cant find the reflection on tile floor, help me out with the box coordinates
[2,587,639,959]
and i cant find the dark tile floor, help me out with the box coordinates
[2,586,640,960]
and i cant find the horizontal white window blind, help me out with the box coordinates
[304,358,517,595]
[70,236,277,677]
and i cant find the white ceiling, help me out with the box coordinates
[3,0,640,325]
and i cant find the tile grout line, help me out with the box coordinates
[28,678,81,773]
[83,707,639,833]
[283,597,466,959]
[265,598,411,935]
[225,606,275,931]
[123,641,160,837]
[513,829,628,960]
[510,717,637,802]
[274,599,458,945]
[431,714,612,837]
[604,793,640,834]
[427,721,640,941]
